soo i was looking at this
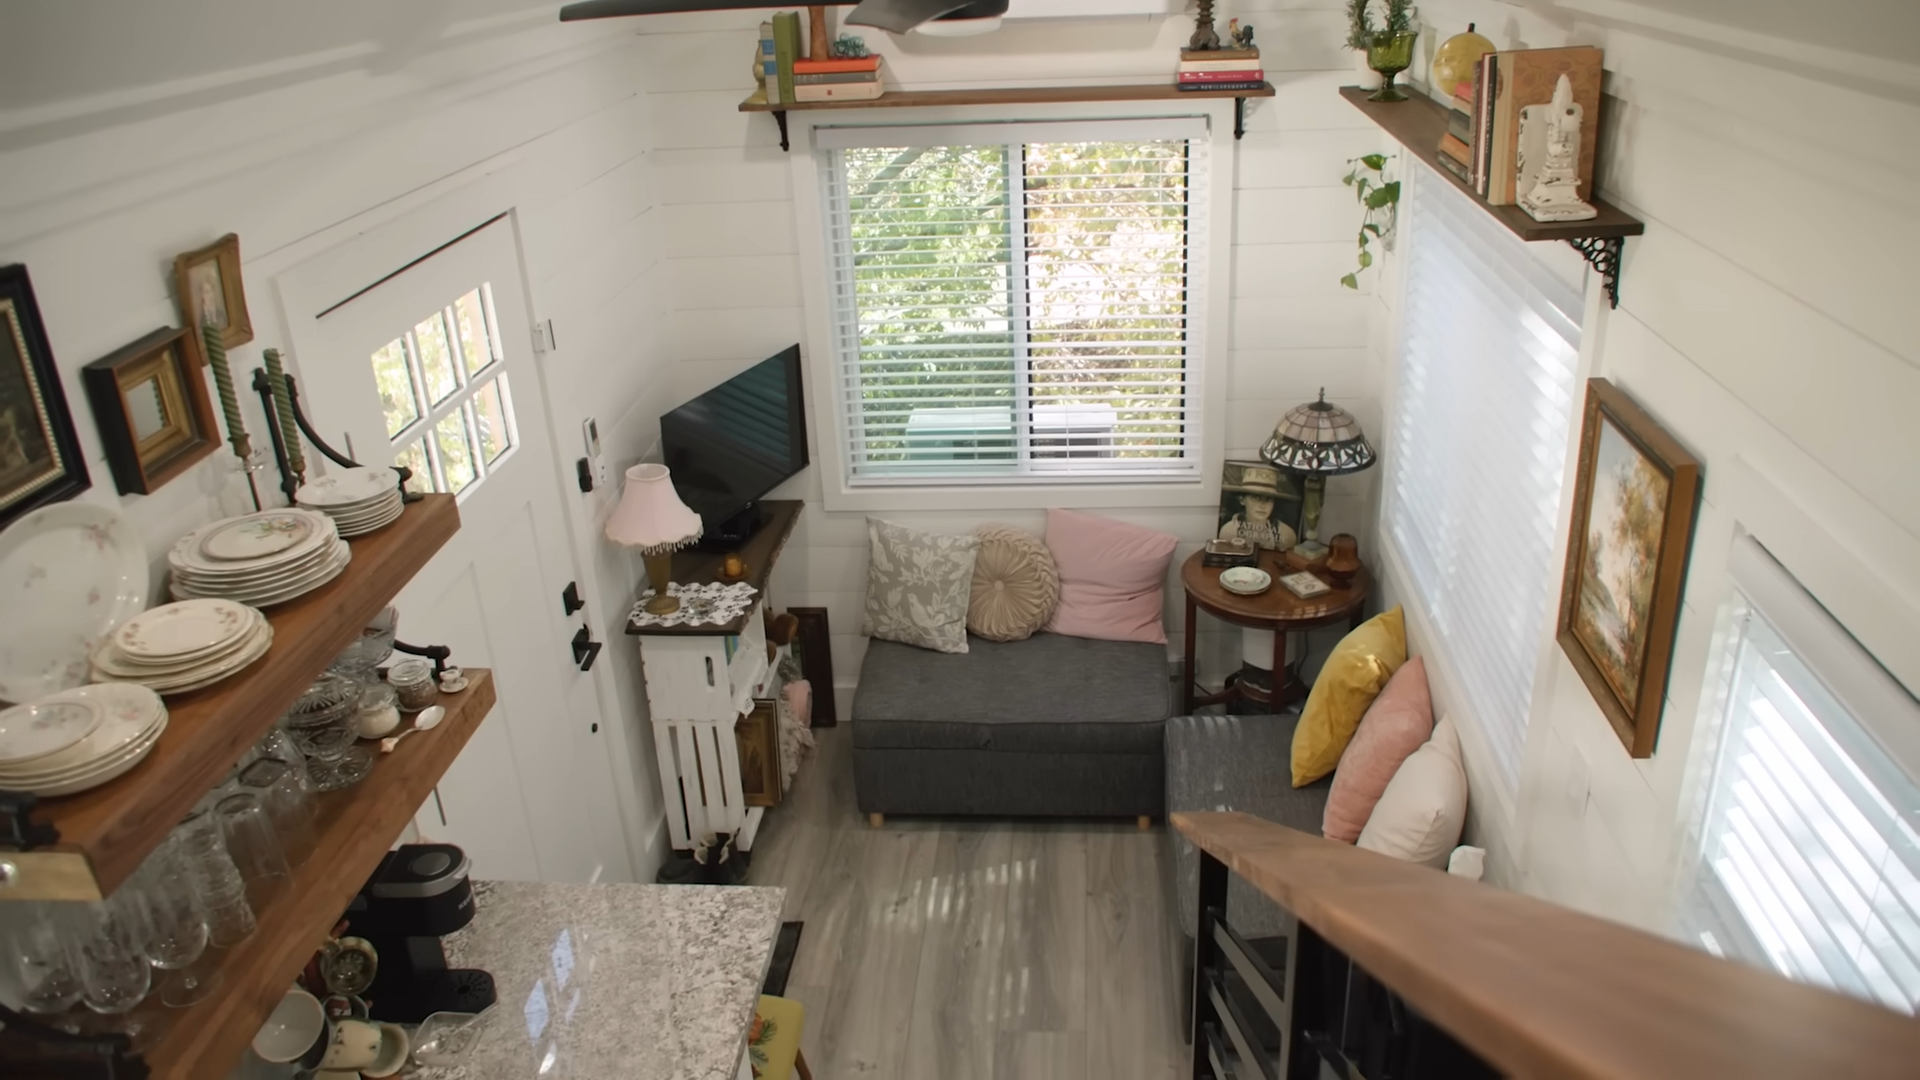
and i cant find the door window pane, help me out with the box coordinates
[371,338,419,438]
[434,411,477,494]
[394,439,431,494]
[414,313,459,405]
[453,289,495,379]
[472,376,513,465]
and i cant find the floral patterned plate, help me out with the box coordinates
[0,697,103,765]
[294,466,399,509]
[0,684,162,781]
[0,502,150,705]
[169,510,335,576]
[200,512,314,561]
[114,599,254,662]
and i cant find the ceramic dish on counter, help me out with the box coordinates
[0,683,167,796]
[1219,566,1273,596]
[0,502,149,704]
[296,467,404,538]
[169,509,349,606]
[90,601,273,695]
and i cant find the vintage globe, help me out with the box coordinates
[1431,23,1495,97]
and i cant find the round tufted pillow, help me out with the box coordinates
[967,524,1060,642]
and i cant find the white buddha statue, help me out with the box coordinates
[1519,74,1598,223]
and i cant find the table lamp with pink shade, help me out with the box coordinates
[606,463,704,616]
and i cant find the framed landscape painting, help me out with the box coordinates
[1557,378,1701,758]
[0,265,89,527]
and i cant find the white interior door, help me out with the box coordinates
[286,217,626,884]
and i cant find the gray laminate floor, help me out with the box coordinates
[745,727,1192,1079]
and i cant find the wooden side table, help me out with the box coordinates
[1180,550,1370,713]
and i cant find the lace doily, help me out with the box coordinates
[627,581,759,629]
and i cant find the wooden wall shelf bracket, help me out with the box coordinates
[742,83,1276,152]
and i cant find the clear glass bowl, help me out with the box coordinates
[329,606,399,679]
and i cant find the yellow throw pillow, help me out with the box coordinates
[1292,606,1407,787]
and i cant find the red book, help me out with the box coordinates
[792,56,882,74]
[1177,69,1263,82]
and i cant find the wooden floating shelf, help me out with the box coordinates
[740,82,1277,149]
[4,495,461,900]
[140,671,497,1080]
[1339,86,1643,243]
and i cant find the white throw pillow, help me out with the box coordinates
[862,518,980,654]
[1356,715,1468,869]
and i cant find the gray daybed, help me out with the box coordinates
[852,632,1171,821]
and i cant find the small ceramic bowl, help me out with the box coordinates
[253,987,326,1064]
[362,1022,411,1078]
[1219,566,1273,596]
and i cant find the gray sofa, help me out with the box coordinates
[852,632,1171,819]
[1162,711,1331,1033]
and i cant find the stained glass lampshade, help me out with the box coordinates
[1260,390,1376,557]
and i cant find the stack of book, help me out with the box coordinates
[1177,47,1263,92]
[1441,45,1602,203]
[764,12,886,104]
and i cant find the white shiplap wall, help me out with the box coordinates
[0,8,677,881]
[634,5,1390,714]
[1367,2,1920,932]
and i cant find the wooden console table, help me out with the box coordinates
[1180,550,1370,712]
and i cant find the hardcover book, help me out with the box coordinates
[1177,69,1264,82]
[793,80,885,102]
[793,55,883,74]
[1176,81,1266,92]
[1180,58,1263,73]
[795,71,881,84]
[1181,47,1259,60]
[772,12,800,107]
[1486,46,1602,205]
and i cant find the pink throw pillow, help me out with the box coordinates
[1323,655,1434,843]
[1042,508,1179,645]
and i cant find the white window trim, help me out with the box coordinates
[788,99,1237,513]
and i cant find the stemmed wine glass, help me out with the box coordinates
[76,889,154,1034]
[8,903,87,1021]
[133,832,220,1007]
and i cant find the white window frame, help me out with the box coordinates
[789,101,1236,513]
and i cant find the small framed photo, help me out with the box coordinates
[83,327,220,495]
[1217,459,1302,551]
[172,234,252,349]
[0,264,90,527]
[736,699,782,808]
[1556,378,1701,759]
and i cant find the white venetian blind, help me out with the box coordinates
[818,119,1208,482]
[1682,536,1920,1014]
[1383,163,1584,793]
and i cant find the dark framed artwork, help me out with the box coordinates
[788,606,836,727]
[172,233,252,350]
[736,700,782,808]
[83,327,219,495]
[0,265,90,527]
[1556,378,1701,758]
[1216,459,1302,552]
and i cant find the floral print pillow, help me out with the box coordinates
[862,518,980,654]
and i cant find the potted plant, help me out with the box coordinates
[1344,0,1382,91]
[1340,153,1398,289]
[1367,0,1419,102]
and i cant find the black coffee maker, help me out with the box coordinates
[345,843,498,1023]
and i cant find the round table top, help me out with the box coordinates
[1180,549,1370,631]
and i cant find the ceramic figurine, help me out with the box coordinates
[1189,0,1220,50]
[1231,21,1255,50]
[831,33,868,58]
[1519,74,1599,223]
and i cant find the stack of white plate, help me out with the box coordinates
[0,683,168,797]
[90,599,274,695]
[169,509,350,607]
[295,467,404,538]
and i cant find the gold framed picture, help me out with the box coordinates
[736,699,782,808]
[82,327,220,495]
[172,233,252,349]
[1556,378,1701,758]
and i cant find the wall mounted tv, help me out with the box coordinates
[660,344,809,547]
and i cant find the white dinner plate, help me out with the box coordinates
[172,543,349,606]
[170,510,335,576]
[9,716,168,797]
[199,512,318,562]
[0,684,163,778]
[294,467,399,509]
[172,540,339,585]
[92,624,274,694]
[90,609,262,677]
[114,599,255,662]
[0,697,103,764]
[0,502,149,704]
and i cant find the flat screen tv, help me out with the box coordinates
[660,344,809,546]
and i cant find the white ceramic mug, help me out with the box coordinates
[319,1017,383,1071]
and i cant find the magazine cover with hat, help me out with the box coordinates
[1218,460,1302,551]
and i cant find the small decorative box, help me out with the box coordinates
[1202,537,1259,569]
[1279,571,1331,599]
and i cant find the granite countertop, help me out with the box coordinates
[418,880,785,1080]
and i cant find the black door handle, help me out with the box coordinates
[561,582,584,616]
[571,626,601,672]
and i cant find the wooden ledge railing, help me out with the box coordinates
[1173,811,1920,1080]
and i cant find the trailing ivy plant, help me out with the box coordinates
[1341,153,1399,289]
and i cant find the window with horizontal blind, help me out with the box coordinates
[817,119,1207,483]
[1382,164,1584,793]
[1680,536,1920,1014]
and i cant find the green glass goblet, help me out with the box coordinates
[1367,31,1419,102]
